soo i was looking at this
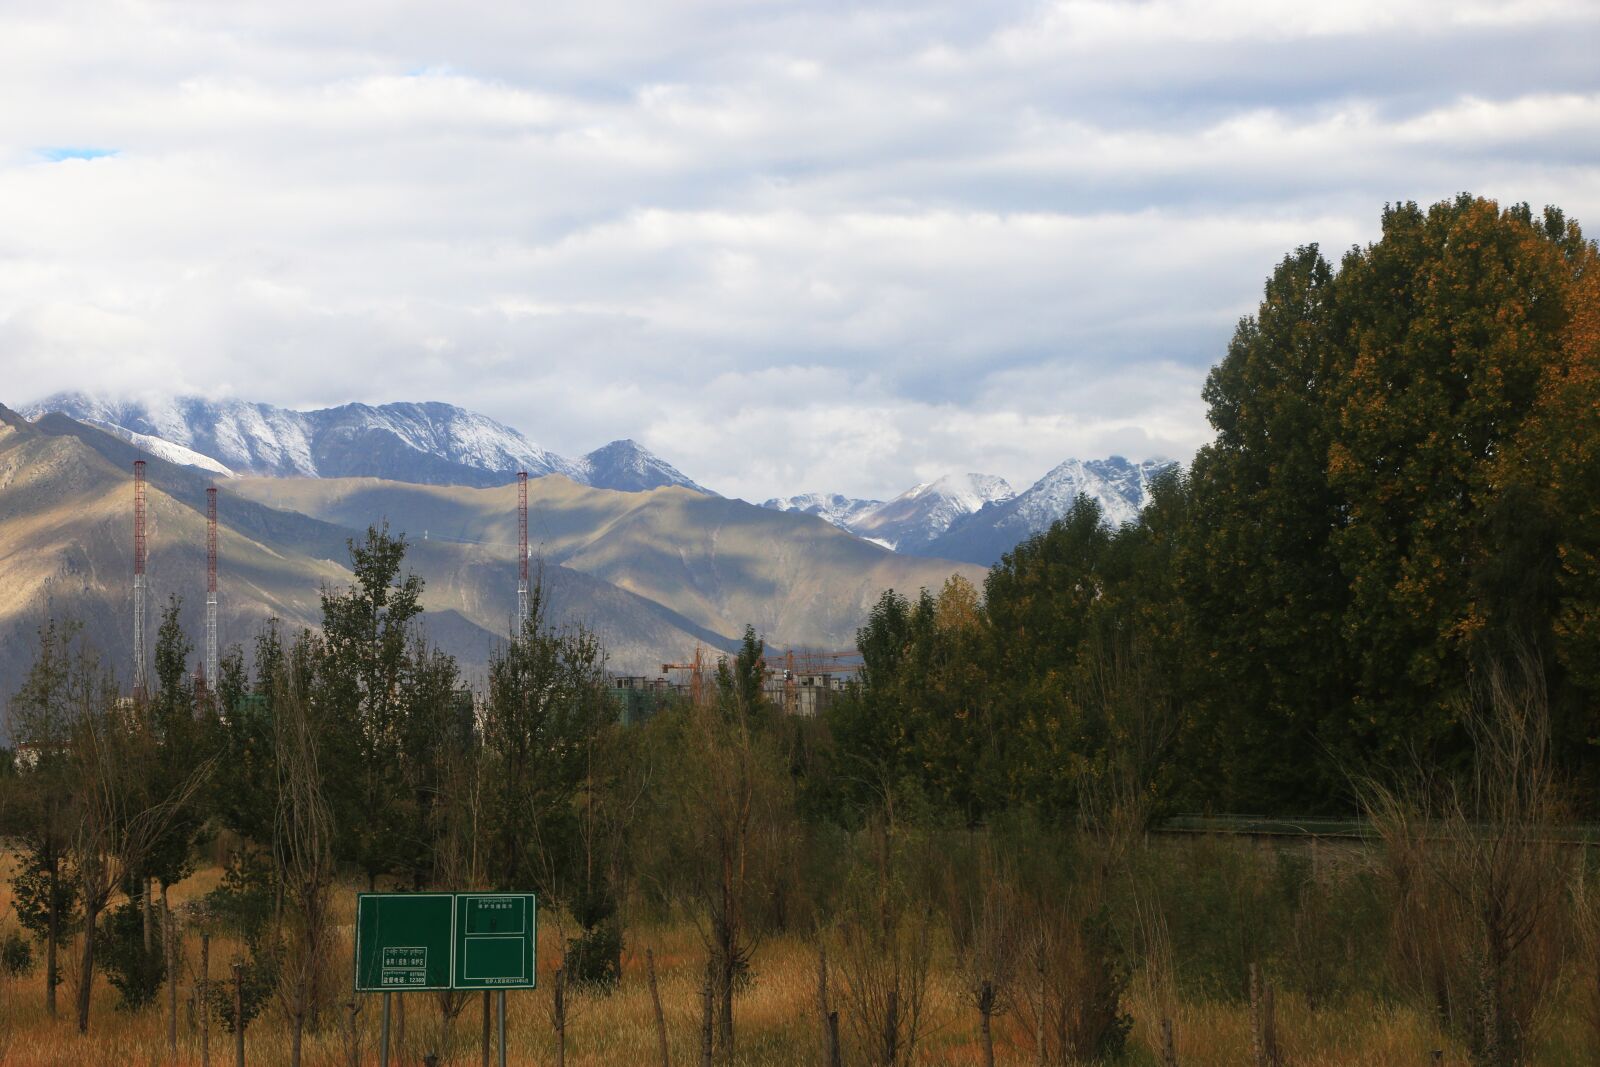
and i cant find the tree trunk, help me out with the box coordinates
[45,856,59,1018]
[290,1012,303,1067]
[165,886,178,1060]
[827,1012,842,1067]
[979,980,996,1067]
[143,876,154,956]
[717,926,735,1057]
[76,893,99,1034]
[1159,1016,1179,1067]
[647,948,670,1067]
[700,962,714,1067]
[201,933,211,1067]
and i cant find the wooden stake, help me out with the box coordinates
[1159,1016,1178,1067]
[233,961,245,1067]
[165,896,178,1060]
[554,967,567,1067]
[647,948,670,1067]
[816,944,831,1064]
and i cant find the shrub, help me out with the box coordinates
[1,928,35,977]
[96,902,165,1011]
[565,922,623,989]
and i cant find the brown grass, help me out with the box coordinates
[0,856,1590,1066]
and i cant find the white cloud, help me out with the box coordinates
[0,0,1597,499]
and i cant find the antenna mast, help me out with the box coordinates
[517,471,529,623]
[132,460,147,699]
[205,486,219,695]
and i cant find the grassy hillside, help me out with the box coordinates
[231,474,986,653]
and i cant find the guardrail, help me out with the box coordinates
[1153,813,1600,845]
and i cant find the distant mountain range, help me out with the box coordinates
[763,460,1174,565]
[22,393,709,494]
[22,392,1177,569]
[0,403,982,690]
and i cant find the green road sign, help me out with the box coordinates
[453,893,537,989]
[354,893,455,991]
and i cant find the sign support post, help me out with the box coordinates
[497,990,508,1067]
[355,892,536,1067]
[380,992,392,1067]
[481,990,491,1067]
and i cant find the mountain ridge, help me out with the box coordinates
[21,393,708,496]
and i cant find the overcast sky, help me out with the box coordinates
[3,1,1598,500]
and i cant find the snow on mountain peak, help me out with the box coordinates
[761,491,884,528]
[19,393,714,495]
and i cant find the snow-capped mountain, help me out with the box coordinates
[761,492,885,529]
[21,393,708,494]
[577,439,710,494]
[926,457,1177,565]
[78,419,238,478]
[762,474,1014,550]
[851,473,1015,550]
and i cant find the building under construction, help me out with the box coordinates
[614,645,861,720]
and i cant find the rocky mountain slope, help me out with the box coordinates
[763,474,1014,549]
[761,492,885,530]
[851,473,1016,550]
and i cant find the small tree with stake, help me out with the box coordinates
[4,619,87,1018]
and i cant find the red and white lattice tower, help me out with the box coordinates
[205,486,219,695]
[132,460,148,699]
[517,471,530,622]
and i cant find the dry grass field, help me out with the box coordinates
[0,851,1592,1067]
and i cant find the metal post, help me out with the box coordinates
[381,992,392,1067]
[497,990,507,1067]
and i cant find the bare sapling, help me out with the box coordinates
[70,673,216,1035]
[836,811,934,1067]
[1364,648,1569,1067]
[1135,894,1181,1067]
[947,838,1022,1067]
[1576,873,1600,1057]
[272,675,337,1067]
[1017,882,1133,1065]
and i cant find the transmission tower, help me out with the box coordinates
[517,471,530,623]
[132,460,148,700]
[205,485,219,695]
